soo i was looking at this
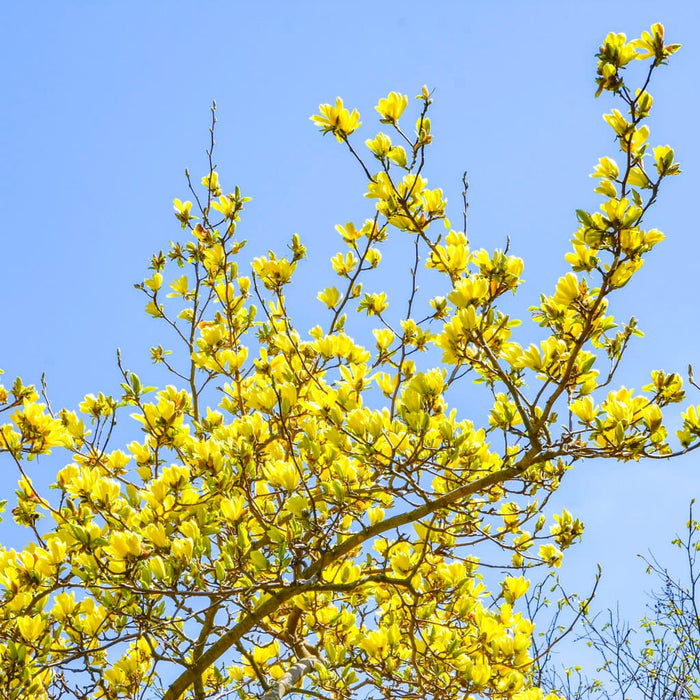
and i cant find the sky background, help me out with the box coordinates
[2,0,700,676]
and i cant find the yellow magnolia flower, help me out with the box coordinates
[552,273,582,307]
[173,198,195,228]
[265,460,300,491]
[366,507,385,525]
[311,97,361,141]
[632,23,681,63]
[335,221,363,242]
[448,277,488,309]
[470,661,492,688]
[51,592,77,620]
[358,628,388,659]
[331,251,358,277]
[570,395,598,424]
[201,171,221,196]
[359,292,388,316]
[149,555,167,580]
[252,640,279,665]
[365,131,392,157]
[105,531,142,561]
[172,537,194,563]
[252,254,295,290]
[143,522,169,549]
[12,400,70,452]
[372,328,394,351]
[375,92,408,123]
[220,495,247,522]
[16,614,46,643]
[318,286,341,309]
[538,543,563,568]
[591,156,619,180]
[502,576,530,603]
[603,108,631,136]
[211,193,240,219]
[654,145,680,176]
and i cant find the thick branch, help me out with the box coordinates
[162,451,539,699]
[259,657,321,700]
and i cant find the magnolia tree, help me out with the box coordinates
[0,23,698,700]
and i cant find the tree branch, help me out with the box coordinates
[259,657,321,700]
[162,452,538,699]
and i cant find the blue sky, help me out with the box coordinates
[2,0,700,674]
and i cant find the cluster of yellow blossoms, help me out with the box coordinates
[0,23,696,700]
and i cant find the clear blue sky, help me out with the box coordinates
[2,0,699,674]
